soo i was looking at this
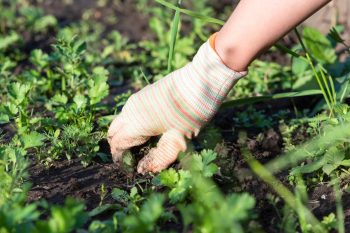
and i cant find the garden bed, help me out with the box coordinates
[1,1,350,232]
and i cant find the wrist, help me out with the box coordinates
[191,38,246,82]
[212,31,251,72]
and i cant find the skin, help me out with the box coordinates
[215,0,332,72]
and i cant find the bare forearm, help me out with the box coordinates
[215,0,332,71]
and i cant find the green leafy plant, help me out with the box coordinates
[39,121,103,166]
[155,149,255,232]
[1,82,31,131]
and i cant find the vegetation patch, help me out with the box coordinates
[0,1,350,232]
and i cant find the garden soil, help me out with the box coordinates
[26,0,350,232]
[27,99,350,232]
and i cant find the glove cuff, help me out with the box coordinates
[193,33,248,81]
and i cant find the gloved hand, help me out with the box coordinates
[107,34,246,174]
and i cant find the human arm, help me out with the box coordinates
[215,0,331,71]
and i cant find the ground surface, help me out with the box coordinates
[27,99,350,232]
[23,0,350,232]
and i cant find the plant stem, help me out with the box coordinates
[305,53,333,115]
[294,28,309,56]
[167,0,182,72]
[318,64,335,105]
[332,175,345,233]
[240,141,326,233]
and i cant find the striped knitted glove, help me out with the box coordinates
[108,34,246,174]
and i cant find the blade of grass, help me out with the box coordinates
[305,53,333,114]
[221,89,322,108]
[295,193,308,232]
[332,175,345,233]
[295,175,310,233]
[340,77,349,102]
[167,0,182,72]
[322,65,337,104]
[274,43,308,62]
[156,0,225,25]
[294,28,334,115]
[329,26,350,50]
[318,64,336,106]
[139,67,150,85]
[294,28,309,56]
[266,122,350,174]
[329,74,337,104]
[295,174,308,203]
[238,132,326,233]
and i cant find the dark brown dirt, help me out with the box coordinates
[31,0,152,42]
[26,107,350,232]
[308,183,350,233]
[215,128,350,232]
[213,98,350,232]
[27,157,126,210]
[26,139,155,210]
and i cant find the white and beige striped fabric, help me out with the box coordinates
[108,34,247,174]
